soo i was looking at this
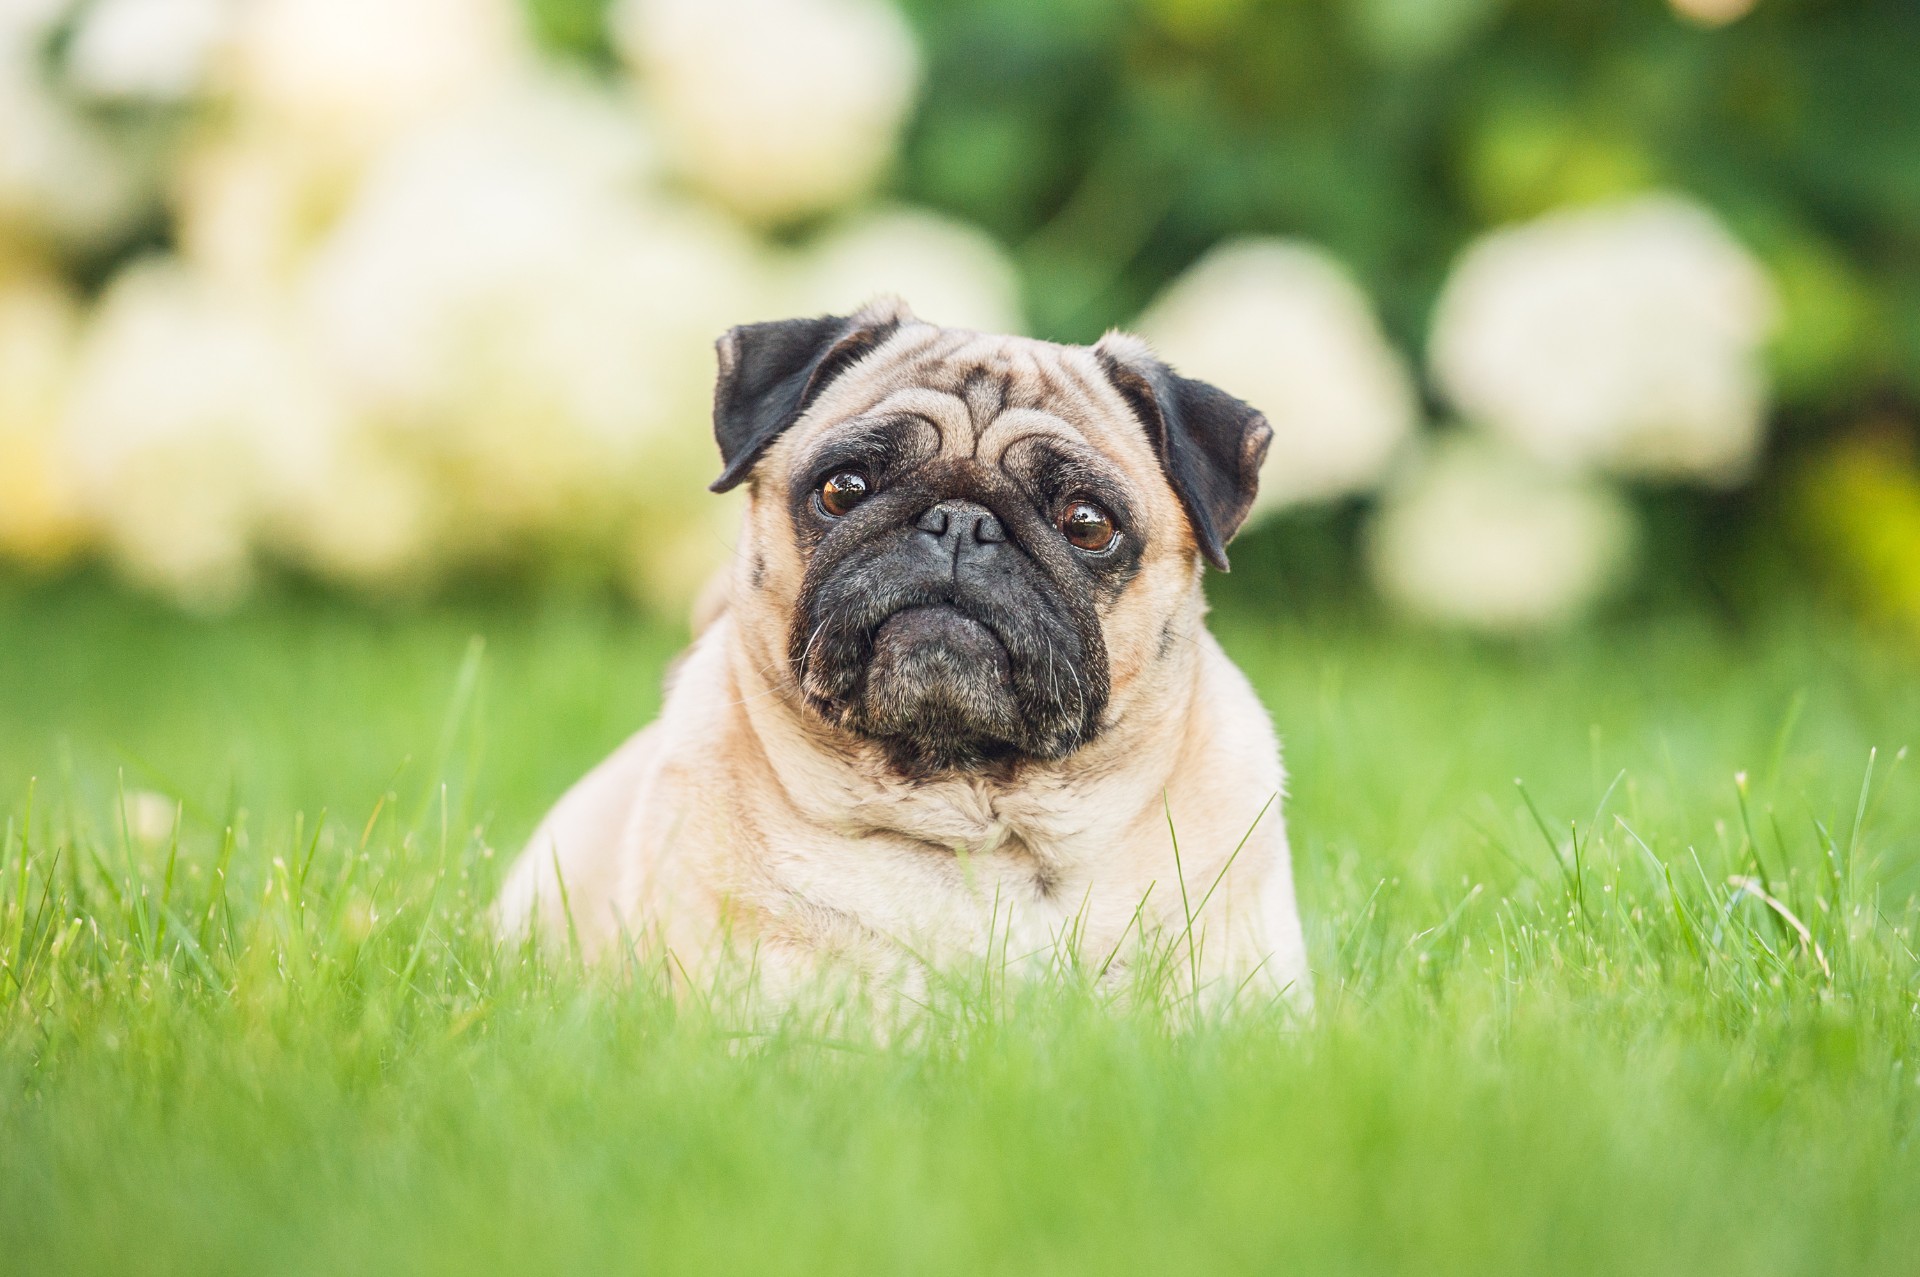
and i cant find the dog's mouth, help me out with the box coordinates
[844,604,1021,769]
[869,604,1011,682]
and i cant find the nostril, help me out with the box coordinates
[916,500,1004,547]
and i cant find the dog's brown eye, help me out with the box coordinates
[1059,500,1117,552]
[819,471,870,517]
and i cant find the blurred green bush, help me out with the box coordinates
[883,0,1919,402]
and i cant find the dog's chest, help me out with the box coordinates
[765,776,1139,961]
[773,824,1079,963]
[842,772,1102,863]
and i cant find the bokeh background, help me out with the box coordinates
[0,0,1916,633]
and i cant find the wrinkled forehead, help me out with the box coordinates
[780,326,1160,481]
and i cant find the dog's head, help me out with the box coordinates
[712,299,1270,775]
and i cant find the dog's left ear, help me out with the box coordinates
[1095,334,1272,571]
[709,300,909,492]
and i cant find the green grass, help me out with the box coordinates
[2,579,1918,1275]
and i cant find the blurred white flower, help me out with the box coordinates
[302,79,768,575]
[174,130,338,294]
[1669,0,1757,27]
[1135,238,1421,516]
[61,259,360,606]
[304,80,662,423]
[786,207,1023,333]
[0,4,151,252]
[626,488,746,618]
[169,142,436,588]
[613,0,920,224]
[1430,194,1778,485]
[0,0,65,31]
[230,0,527,163]
[121,788,178,844]
[273,428,437,589]
[1367,437,1635,633]
[0,267,88,565]
[65,0,236,103]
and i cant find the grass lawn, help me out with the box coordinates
[2,578,1917,1274]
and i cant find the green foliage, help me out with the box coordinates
[879,0,1920,396]
[3,584,1918,1271]
[524,0,620,67]
[512,0,1920,398]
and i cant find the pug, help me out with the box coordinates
[496,299,1309,1007]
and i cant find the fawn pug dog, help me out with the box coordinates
[496,299,1309,1006]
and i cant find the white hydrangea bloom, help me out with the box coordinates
[229,0,527,163]
[174,131,339,294]
[64,0,236,103]
[1669,0,1756,27]
[273,428,438,589]
[1430,194,1778,485]
[61,260,367,606]
[303,80,666,425]
[785,207,1023,334]
[626,489,746,619]
[0,268,87,565]
[0,3,151,252]
[1135,239,1420,517]
[612,0,920,224]
[1366,437,1636,633]
[301,79,769,565]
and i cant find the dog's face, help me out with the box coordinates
[711,301,1271,775]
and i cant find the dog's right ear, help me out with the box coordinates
[709,303,907,492]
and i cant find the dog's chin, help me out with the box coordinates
[852,605,1021,771]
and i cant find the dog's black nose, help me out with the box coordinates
[916,500,1005,550]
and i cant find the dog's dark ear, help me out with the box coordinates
[1095,334,1272,571]
[709,306,906,492]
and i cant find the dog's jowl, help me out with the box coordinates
[496,299,1310,1007]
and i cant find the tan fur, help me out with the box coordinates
[495,306,1310,1008]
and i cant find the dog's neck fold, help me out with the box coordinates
[717,595,1207,865]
